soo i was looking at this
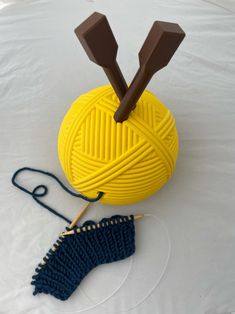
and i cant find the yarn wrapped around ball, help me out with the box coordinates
[58,85,178,205]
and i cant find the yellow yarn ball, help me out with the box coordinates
[58,85,178,205]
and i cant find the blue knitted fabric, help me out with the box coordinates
[31,215,135,301]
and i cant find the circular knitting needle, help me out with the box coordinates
[114,21,185,122]
[69,202,91,229]
[62,214,144,236]
[74,12,128,100]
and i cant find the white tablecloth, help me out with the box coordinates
[1,0,235,313]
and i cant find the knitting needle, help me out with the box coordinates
[69,202,91,229]
[37,203,91,268]
[114,21,185,122]
[62,214,144,236]
[74,12,128,100]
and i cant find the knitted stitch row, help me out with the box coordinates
[31,215,135,301]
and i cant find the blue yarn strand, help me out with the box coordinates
[11,167,104,224]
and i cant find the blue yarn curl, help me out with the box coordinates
[11,167,104,224]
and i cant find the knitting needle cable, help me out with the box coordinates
[62,214,144,236]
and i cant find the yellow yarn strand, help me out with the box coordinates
[58,85,178,205]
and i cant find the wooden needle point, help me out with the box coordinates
[69,202,91,229]
[114,21,185,122]
[134,214,144,220]
[75,12,128,100]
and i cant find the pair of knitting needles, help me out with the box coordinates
[62,202,143,236]
[75,12,185,122]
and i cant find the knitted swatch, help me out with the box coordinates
[31,215,135,301]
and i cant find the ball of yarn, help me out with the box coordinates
[58,85,178,205]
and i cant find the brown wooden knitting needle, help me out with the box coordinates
[69,202,91,229]
[74,12,128,100]
[114,21,185,122]
[62,214,144,236]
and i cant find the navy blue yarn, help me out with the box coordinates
[11,167,136,301]
[11,167,104,224]
[31,215,135,301]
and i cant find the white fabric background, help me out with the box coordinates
[0,0,235,313]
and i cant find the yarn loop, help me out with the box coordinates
[11,167,103,224]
